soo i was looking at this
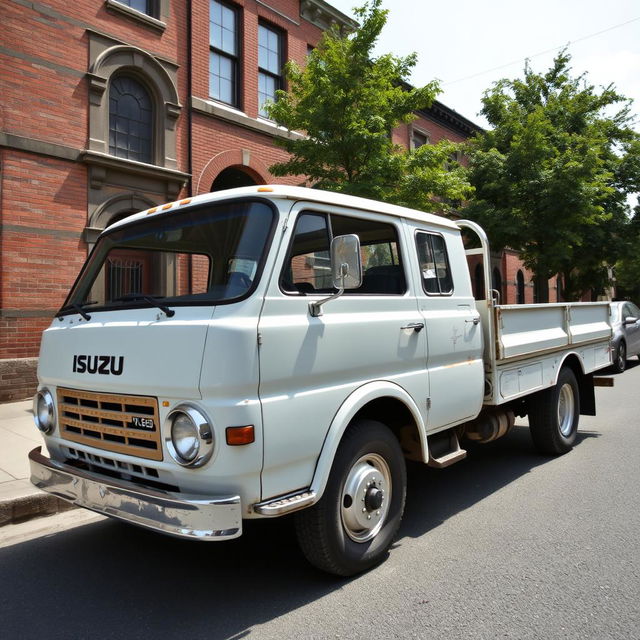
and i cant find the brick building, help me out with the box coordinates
[1,0,511,402]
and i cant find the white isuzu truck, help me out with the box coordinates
[29,186,613,575]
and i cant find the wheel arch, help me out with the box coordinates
[555,352,596,416]
[309,381,427,500]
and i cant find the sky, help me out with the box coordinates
[327,0,640,130]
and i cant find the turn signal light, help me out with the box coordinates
[226,425,255,446]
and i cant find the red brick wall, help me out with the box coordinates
[0,0,481,402]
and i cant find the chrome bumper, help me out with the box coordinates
[29,447,242,540]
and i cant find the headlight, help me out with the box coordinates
[165,405,214,467]
[33,389,55,433]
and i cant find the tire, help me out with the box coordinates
[295,419,406,576]
[528,367,580,455]
[612,341,627,373]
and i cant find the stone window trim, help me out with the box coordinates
[105,0,168,33]
[87,43,181,171]
[84,192,159,245]
[410,126,430,150]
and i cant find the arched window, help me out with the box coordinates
[556,275,563,302]
[211,167,258,191]
[109,76,153,163]
[492,267,502,302]
[516,270,525,304]
[474,263,485,300]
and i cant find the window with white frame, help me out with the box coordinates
[258,23,283,117]
[209,0,239,106]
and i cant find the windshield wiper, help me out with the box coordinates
[114,294,175,317]
[57,301,98,321]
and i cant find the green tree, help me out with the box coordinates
[266,0,472,213]
[465,51,640,301]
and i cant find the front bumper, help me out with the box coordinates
[29,447,242,540]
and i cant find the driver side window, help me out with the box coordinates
[281,211,405,295]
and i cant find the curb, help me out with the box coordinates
[0,484,76,527]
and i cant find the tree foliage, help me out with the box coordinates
[266,0,472,213]
[465,51,640,301]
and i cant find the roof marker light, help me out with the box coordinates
[257,187,274,192]
[162,203,173,211]
[147,207,158,215]
[179,198,192,206]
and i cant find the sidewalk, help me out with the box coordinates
[0,400,73,526]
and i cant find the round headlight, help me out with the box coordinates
[166,406,214,467]
[33,389,55,433]
[172,413,200,462]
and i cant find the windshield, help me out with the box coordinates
[61,199,276,314]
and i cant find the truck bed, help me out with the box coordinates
[476,301,612,405]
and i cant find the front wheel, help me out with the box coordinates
[295,419,406,576]
[528,367,580,455]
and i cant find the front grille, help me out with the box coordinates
[57,388,163,461]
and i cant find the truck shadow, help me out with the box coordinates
[400,423,599,538]
[0,424,599,639]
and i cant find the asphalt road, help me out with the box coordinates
[1,362,639,639]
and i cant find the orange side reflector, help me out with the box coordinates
[179,198,192,205]
[147,207,158,215]
[162,203,173,210]
[257,186,274,192]
[226,425,255,446]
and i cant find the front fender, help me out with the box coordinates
[309,381,427,500]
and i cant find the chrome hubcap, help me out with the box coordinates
[558,383,575,437]
[341,453,392,543]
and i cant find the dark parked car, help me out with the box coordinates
[610,301,640,372]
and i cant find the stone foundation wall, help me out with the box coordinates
[0,358,38,403]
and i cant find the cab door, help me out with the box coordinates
[403,221,484,430]
[257,203,429,499]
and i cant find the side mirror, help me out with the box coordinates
[331,234,362,290]
[624,316,638,325]
[309,234,362,317]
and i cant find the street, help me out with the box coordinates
[1,363,639,640]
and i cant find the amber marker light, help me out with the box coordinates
[179,198,192,205]
[146,207,158,215]
[257,186,273,192]
[162,203,173,210]
[226,425,255,446]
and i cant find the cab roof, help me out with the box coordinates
[104,185,460,235]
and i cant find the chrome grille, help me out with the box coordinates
[57,388,163,461]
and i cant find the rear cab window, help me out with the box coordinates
[415,231,453,295]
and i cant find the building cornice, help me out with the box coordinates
[300,0,358,32]
[417,100,484,137]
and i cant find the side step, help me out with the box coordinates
[253,490,316,516]
[427,429,467,469]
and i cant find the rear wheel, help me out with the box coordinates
[295,419,406,576]
[528,367,580,455]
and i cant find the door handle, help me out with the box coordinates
[401,322,424,333]
[465,316,480,325]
